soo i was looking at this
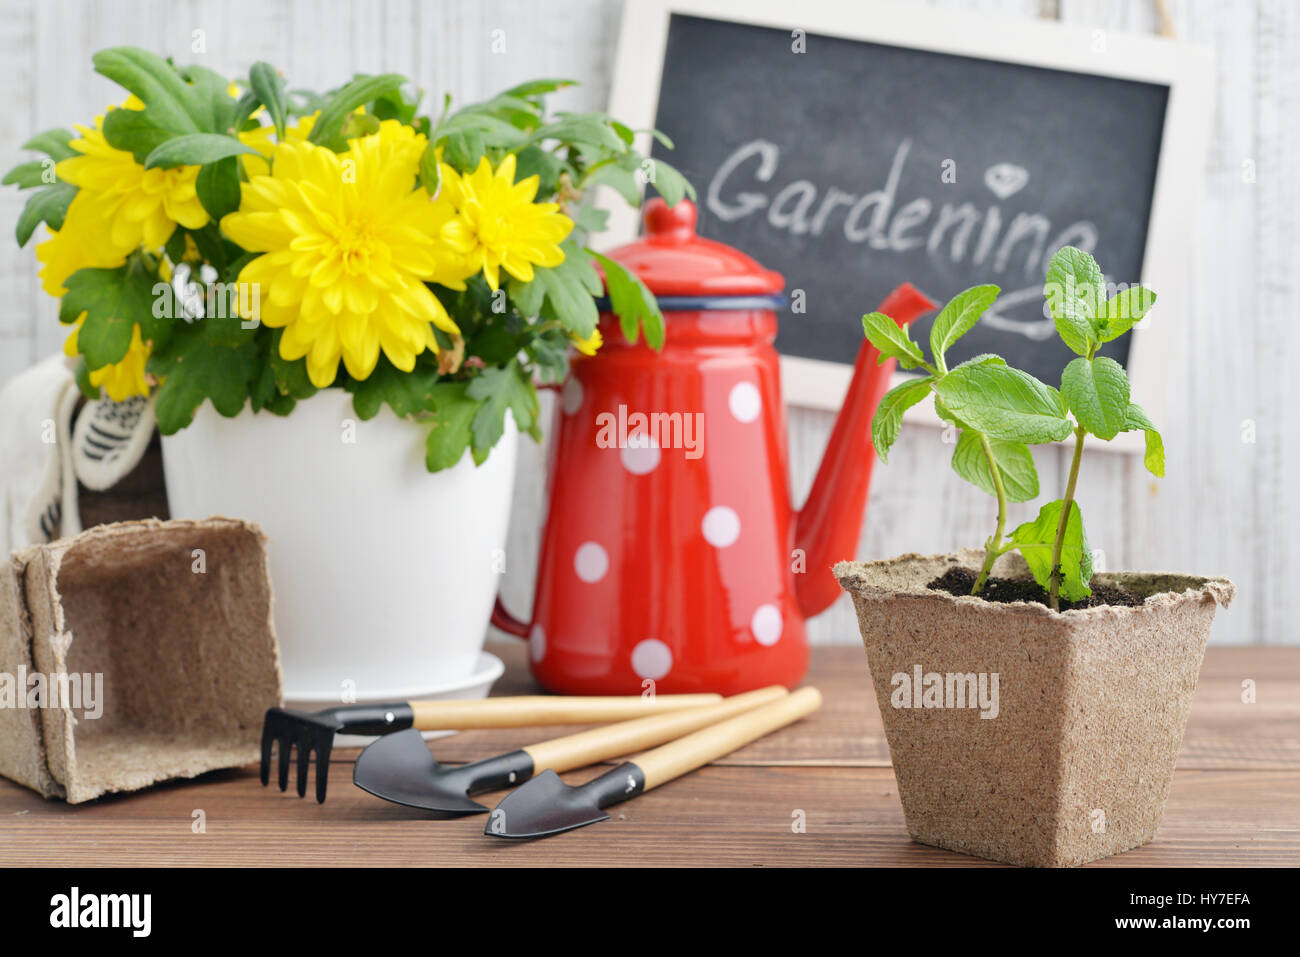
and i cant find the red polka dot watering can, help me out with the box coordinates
[492,198,935,694]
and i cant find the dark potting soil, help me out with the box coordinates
[926,566,1143,610]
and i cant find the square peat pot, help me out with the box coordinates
[834,549,1235,867]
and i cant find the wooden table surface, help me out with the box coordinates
[1,642,1297,867]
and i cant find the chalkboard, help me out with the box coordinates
[648,13,1170,387]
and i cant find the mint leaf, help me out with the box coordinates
[951,430,1039,503]
[1045,246,1103,356]
[144,133,260,169]
[1095,285,1156,343]
[931,364,1071,444]
[590,250,664,349]
[929,283,999,371]
[424,382,483,472]
[1123,402,1165,477]
[1009,499,1092,602]
[872,376,933,462]
[1061,355,1129,440]
[862,311,926,370]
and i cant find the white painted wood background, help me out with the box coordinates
[0,0,1293,646]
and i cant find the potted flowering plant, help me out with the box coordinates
[835,247,1233,866]
[6,48,692,704]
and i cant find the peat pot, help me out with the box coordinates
[835,549,1234,867]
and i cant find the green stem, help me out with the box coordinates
[971,432,1008,594]
[1048,423,1087,610]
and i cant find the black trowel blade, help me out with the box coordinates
[353,728,489,815]
[485,764,645,839]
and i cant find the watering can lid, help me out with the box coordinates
[599,198,785,299]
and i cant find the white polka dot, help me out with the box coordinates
[621,433,660,475]
[701,506,741,548]
[529,624,546,663]
[751,604,783,646]
[574,542,609,583]
[728,382,762,423]
[562,378,583,415]
[631,639,672,680]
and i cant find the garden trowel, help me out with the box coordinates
[484,686,822,839]
[352,686,788,814]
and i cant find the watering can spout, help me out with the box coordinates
[793,282,937,618]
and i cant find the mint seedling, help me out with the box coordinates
[863,246,1162,610]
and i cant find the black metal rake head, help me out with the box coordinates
[260,704,414,803]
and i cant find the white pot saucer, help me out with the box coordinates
[281,651,506,748]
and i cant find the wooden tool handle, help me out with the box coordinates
[408,693,722,730]
[522,686,788,772]
[634,687,822,791]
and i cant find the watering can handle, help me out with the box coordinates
[492,595,531,639]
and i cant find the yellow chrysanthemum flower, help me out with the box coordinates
[36,98,210,295]
[220,120,469,388]
[63,315,151,402]
[572,327,603,356]
[237,113,317,179]
[440,154,574,291]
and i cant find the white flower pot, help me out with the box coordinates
[161,388,517,706]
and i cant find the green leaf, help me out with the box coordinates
[510,240,602,337]
[513,145,563,197]
[1061,355,1129,440]
[531,113,627,152]
[502,78,577,98]
[585,164,640,206]
[344,359,440,420]
[1044,245,1103,356]
[195,155,242,220]
[101,108,175,164]
[1123,402,1165,477]
[145,133,259,169]
[148,325,259,432]
[92,47,205,134]
[308,73,406,148]
[466,360,539,450]
[1095,285,1156,343]
[268,331,317,402]
[249,62,289,139]
[1009,499,1093,602]
[59,261,160,367]
[647,158,695,206]
[15,182,76,246]
[862,311,926,370]
[3,160,56,189]
[21,128,78,162]
[951,430,1039,503]
[931,364,1071,444]
[590,250,664,349]
[871,376,933,462]
[418,140,441,197]
[424,382,483,472]
[929,283,999,371]
[951,353,1007,371]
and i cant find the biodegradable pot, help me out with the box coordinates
[835,549,1234,867]
[161,389,517,706]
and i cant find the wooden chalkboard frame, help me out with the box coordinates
[603,0,1215,453]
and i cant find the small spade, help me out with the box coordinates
[353,686,789,815]
[484,687,822,839]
